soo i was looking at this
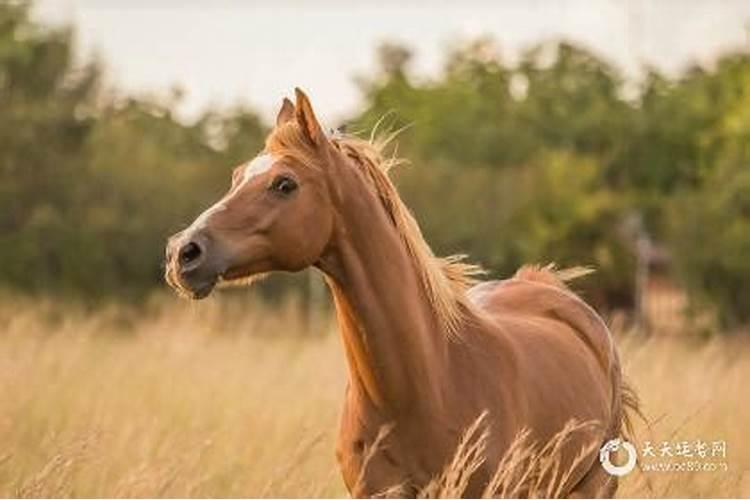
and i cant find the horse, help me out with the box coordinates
[165,88,637,498]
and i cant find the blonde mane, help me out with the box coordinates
[265,121,485,338]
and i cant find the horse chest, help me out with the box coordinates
[335,389,458,497]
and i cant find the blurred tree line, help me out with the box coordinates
[0,3,266,298]
[354,39,750,328]
[1,3,749,327]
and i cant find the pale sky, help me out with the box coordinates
[35,1,750,125]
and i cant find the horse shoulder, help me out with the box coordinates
[471,278,615,374]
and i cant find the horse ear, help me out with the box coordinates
[276,97,295,127]
[294,87,326,147]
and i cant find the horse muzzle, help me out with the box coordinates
[165,230,226,299]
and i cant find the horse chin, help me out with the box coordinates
[165,267,218,300]
[218,268,270,289]
[189,279,217,299]
[175,278,217,300]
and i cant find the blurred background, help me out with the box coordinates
[4,0,750,332]
[2,1,750,497]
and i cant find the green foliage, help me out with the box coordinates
[355,40,638,309]
[666,62,750,326]
[355,38,750,324]
[668,162,750,327]
[1,2,98,292]
[0,3,266,299]
[2,2,750,326]
[393,151,634,310]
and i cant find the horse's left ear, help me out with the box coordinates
[294,87,327,148]
[276,97,295,127]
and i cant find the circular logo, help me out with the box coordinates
[599,438,637,476]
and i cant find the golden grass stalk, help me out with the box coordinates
[0,294,748,497]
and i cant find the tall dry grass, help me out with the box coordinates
[0,293,748,497]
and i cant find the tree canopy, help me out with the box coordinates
[2,3,749,327]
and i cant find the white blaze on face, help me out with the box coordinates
[190,197,227,232]
[241,153,275,186]
[189,153,276,232]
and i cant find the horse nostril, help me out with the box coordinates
[178,241,203,267]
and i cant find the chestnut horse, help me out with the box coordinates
[165,89,636,497]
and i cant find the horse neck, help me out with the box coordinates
[317,175,450,415]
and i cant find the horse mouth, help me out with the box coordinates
[188,279,217,299]
[164,258,267,298]
[217,267,269,288]
[164,265,218,300]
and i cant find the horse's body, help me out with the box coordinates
[322,185,623,497]
[165,89,635,498]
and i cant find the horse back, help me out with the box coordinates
[470,270,615,375]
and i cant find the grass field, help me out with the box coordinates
[0,293,748,497]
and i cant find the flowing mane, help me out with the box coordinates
[265,121,485,337]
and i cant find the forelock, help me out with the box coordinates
[265,120,323,169]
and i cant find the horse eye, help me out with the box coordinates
[270,175,298,195]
